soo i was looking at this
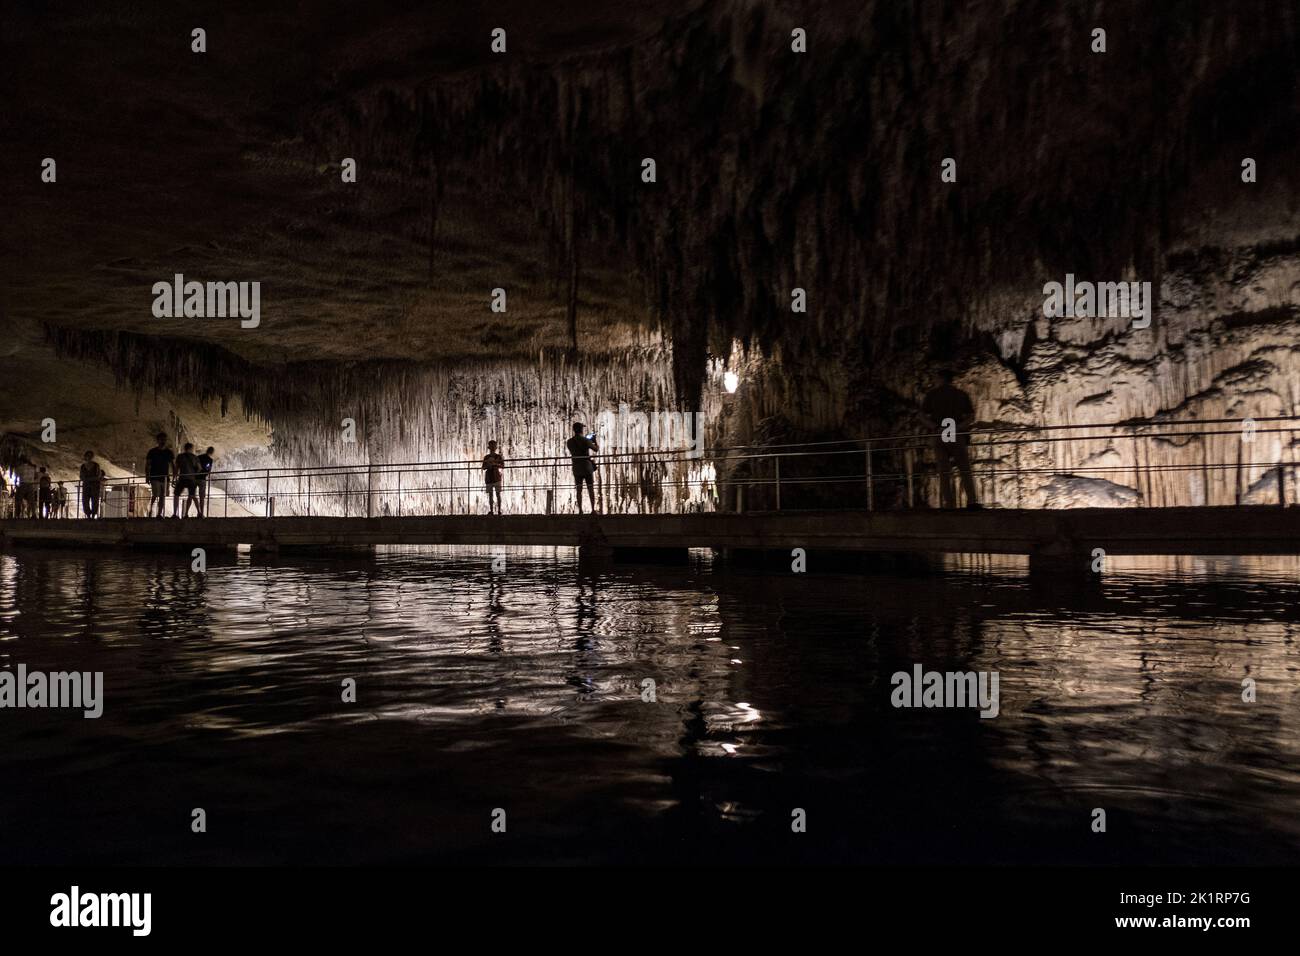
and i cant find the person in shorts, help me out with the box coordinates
[566,423,599,514]
[14,457,39,519]
[37,467,53,519]
[145,433,175,518]
[481,441,505,514]
[196,446,215,516]
[173,442,203,518]
[79,451,104,518]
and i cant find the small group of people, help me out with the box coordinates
[5,383,979,521]
[5,457,71,518]
[144,433,215,518]
[2,437,217,520]
[476,423,601,515]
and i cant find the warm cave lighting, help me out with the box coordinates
[10,0,1300,896]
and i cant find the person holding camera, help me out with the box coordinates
[567,423,599,515]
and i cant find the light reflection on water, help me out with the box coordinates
[0,546,1298,864]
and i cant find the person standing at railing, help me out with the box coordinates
[173,443,204,518]
[37,467,53,519]
[481,440,505,515]
[196,446,215,516]
[79,451,104,519]
[14,457,39,518]
[567,423,599,515]
[144,433,175,518]
[921,369,982,510]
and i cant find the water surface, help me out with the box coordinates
[1,546,1298,865]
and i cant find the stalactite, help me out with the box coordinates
[871,239,1300,509]
[291,0,1298,408]
[22,0,1299,510]
[428,161,439,282]
[44,324,729,516]
[566,156,580,356]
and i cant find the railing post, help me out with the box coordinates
[905,447,915,508]
[865,443,874,511]
[396,469,402,517]
[1142,438,1152,507]
[1201,436,1211,507]
[1015,439,1023,508]
[774,455,781,511]
[367,465,374,518]
[307,473,312,516]
[1235,439,1244,506]
[1133,429,1144,506]
[265,469,270,518]
[977,431,988,507]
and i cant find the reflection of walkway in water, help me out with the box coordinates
[3,547,1300,864]
[11,507,1300,578]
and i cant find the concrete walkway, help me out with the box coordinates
[4,507,1300,565]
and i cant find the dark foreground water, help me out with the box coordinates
[1,545,1298,866]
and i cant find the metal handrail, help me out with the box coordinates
[4,414,1297,519]
[15,414,1299,484]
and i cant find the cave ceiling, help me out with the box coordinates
[1,0,695,365]
[1,0,1298,391]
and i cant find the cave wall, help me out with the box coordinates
[0,319,270,491]
[40,325,729,515]
[303,0,1299,405]
[725,239,1300,510]
[5,0,1299,511]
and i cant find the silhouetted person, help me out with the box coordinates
[15,457,38,518]
[145,433,174,518]
[922,370,982,509]
[55,481,69,518]
[196,446,215,516]
[173,442,203,517]
[79,451,104,518]
[481,440,504,514]
[37,467,53,518]
[567,423,599,514]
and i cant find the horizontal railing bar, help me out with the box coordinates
[42,421,1296,486]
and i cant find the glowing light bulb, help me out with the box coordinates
[723,371,739,393]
